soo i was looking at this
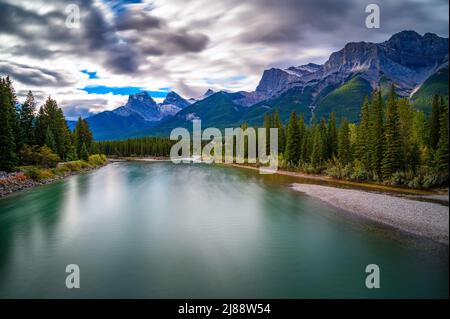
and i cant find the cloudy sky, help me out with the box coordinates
[0,0,448,119]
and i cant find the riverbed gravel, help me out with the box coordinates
[291,183,449,245]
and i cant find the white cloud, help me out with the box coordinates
[0,0,448,117]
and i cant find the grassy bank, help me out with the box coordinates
[0,155,108,197]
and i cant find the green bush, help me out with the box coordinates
[62,160,89,172]
[23,167,54,180]
[23,167,41,180]
[19,145,60,168]
[54,164,71,175]
[88,154,107,166]
[39,146,60,168]
[388,171,406,185]
[350,160,369,181]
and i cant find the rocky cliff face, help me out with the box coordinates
[113,91,161,121]
[254,31,448,101]
[322,30,448,95]
[161,91,190,109]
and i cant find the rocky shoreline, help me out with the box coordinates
[291,183,449,245]
[0,167,101,198]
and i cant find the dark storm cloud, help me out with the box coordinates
[238,0,354,44]
[0,60,76,87]
[0,0,211,74]
[166,31,209,53]
[237,0,448,47]
[10,45,59,59]
[0,1,64,39]
[1,0,447,88]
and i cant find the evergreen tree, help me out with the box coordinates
[0,79,17,171]
[327,112,337,159]
[398,98,417,170]
[311,118,327,167]
[369,89,384,179]
[436,103,449,172]
[263,113,271,154]
[4,77,23,154]
[273,111,285,154]
[428,95,441,150]
[74,117,93,158]
[298,114,307,163]
[79,143,89,161]
[382,85,403,179]
[285,112,301,165]
[356,96,371,170]
[45,126,57,153]
[19,90,36,146]
[338,117,351,164]
[35,97,71,159]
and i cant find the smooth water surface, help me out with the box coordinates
[0,162,448,298]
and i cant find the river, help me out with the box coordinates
[0,162,448,298]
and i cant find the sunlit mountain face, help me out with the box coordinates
[0,0,448,122]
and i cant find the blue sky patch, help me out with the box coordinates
[81,85,169,98]
[102,0,142,15]
[81,70,99,79]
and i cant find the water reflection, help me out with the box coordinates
[0,162,448,298]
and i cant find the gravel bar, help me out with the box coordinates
[291,183,449,245]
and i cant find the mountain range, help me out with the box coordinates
[71,31,449,140]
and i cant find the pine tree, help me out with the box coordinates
[0,80,17,171]
[311,118,327,167]
[327,112,337,159]
[45,126,57,153]
[80,143,89,161]
[19,90,36,146]
[273,111,285,154]
[4,77,22,154]
[428,95,441,150]
[298,114,307,163]
[356,96,371,170]
[369,89,384,179]
[74,117,93,158]
[436,103,449,173]
[382,85,403,179]
[338,117,351,164]
[35,97,70,158]
[285,112,301,165]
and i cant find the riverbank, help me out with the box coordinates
[230,163,449,199]
[291,183,449,245]
[0,157,108,198]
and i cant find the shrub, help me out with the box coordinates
[88,154,107,166]
[23,167,54,180]
[23,167,42,180]
[20,145,60,168]
[62,161,86,172]
[350,160,369,181]
[408,176,422,189]
[388,171,406,185]
[38,146,60,168]
[54,164,71,175]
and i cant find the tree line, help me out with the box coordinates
[266,85,448,188]
[0,76,94,171]
[94,137,175,158]
[3,75,447,188]
[93,85,449,188]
